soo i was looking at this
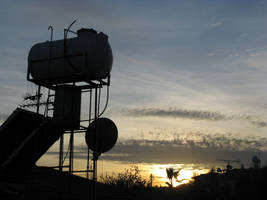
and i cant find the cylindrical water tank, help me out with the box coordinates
[28,28,113,85]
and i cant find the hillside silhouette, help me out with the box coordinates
[1,165,267,200]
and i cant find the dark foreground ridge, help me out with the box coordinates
[0,166,133,200]
[1,166,267,200]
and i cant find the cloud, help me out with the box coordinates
[0,114,8,122]
[44,132,267,165]
[122,108,227,120]
[122,107,267,128]
[209,22,223,28]
[1,0,267,153]
[249,120,267,128]
[237,115,267,128]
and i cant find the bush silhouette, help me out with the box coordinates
[100,166,148,189]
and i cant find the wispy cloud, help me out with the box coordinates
[57,132,267,165]
[209,22,223,28]
[122,107,267,128]
[0,113,8,122]
[237,115,267,128]
[122,108,226,120]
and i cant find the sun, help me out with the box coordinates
[150,165,195,187]
[173,169,194,187]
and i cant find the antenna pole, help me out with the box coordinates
[36,85,41,114]
[48,26,53,42]
[93,87,98,181]
[87,89,92,179]
[59,135,64,173]
[69,82,75,175]
[69,130,74,174]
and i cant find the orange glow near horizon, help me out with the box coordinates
[148,164,209,187]
[174,169,194,186]
[37,155,210,187]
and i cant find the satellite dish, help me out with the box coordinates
[85,118,118,155]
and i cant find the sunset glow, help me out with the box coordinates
[149,164,209,187]
[1,1,267,198]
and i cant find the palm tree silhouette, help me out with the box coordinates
[166,167,180,187]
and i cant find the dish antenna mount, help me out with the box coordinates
[85,118,118,159]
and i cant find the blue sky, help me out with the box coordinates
[1,0,267,165]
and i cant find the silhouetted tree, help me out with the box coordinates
[252,155,261,168]
[226,164,232,173]
[210,167,215,173]
[217,168,222,173]
[148,173,154,187]
[100,166,148,188]
[166,167,180,187]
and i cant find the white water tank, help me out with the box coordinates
[28,28,113,85]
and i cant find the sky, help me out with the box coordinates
[1,0,267,183]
